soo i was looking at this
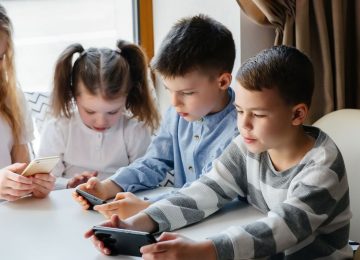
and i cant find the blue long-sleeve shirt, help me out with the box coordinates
[110,88,239,193]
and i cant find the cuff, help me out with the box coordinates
[143,206,172,234]
[208,233,234,260]
[54,177,68,190]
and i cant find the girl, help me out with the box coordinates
[38,41,160,189]
[0,4,55,201]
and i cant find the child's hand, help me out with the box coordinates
[0,163,33,201]
[31,173,56,198]
[72,177,108,210]
[94,192,151,219]
[141,232,217,260]
[84,214,127,255]
[67,171,98,188]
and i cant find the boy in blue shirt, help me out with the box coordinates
[73,14,239,219]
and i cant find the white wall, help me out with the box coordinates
[152,0,241,115]
[152,0,275,115]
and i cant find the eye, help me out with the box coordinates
[107,110,120,115]
[236,110,244,115]
[254,114,266,118]
[182,92,195,96]
[84,109,95,115]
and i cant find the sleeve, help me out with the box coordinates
[17,89,34,144]
[109,108,176,193]
[145,139,351,259]
[143,139,246,232]
[123,119,151,163]
[36,119,68,189]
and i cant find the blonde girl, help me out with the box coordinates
[0,4,55,201]
[38,40,160,189]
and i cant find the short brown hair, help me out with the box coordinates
[236,45,314,107]
[151,14,235,78]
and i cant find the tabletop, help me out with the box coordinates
[0,188,264,260]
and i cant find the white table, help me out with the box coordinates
[0,188,264,260]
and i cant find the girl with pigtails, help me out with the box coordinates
[37,40,160,189]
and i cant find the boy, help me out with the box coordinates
[73,14,239,219]
[86,46,353,259]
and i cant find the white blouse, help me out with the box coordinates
[0,89,34,168]
[37,112,151,189]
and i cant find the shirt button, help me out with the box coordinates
[188,166,193,171]
[198,118,204,122]
[194,135,200,140]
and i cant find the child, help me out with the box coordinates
[73,14,239,219]
[0,4,55,201]
[37,40,160,189]
[86,46,353,259]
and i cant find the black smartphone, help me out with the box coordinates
[75,189,106,210]
[92,226,157,256]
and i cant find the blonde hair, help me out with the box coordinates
[0,5,23,144]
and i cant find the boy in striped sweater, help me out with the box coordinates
[86,46,353,259]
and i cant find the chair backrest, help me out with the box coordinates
[313,109,360,242]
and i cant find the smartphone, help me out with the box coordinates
[75,188,107,210]
[92,226,156,256]
[21,156,60,177]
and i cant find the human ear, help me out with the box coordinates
[291,103,308,126]
[217,72,232,90]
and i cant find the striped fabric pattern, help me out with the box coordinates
[145,126,353,259]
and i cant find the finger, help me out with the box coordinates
[86,177,99,189]
[158,232,180,241]
[32,183,51,195]
[32,178,55,191]
[94,201,120,211]
[91,235,111,255]
[114,192,128,200]
[110,214,121,227]
[97,210,112,219]
[0,193,21,201]
[7,172,33,185]
[5,178,33,191]
[141,242,167,254]
[5,187,33,197]
[82,171,98,178]
[33,173,56,182]
[84,228,94,238]
[6,163,27,173]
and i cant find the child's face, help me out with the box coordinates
[162,71,229,121]
[76,82,125,132]
[0,32,7,70]
[234,82,297,154]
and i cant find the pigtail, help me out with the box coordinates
[117,40,160,133]
[52,43,84,118]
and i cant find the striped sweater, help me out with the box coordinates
[144,126,353,259]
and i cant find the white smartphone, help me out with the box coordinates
[21,156,60,177]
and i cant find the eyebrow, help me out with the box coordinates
[234,103,269,111]
[164,85,196,92]
[82,105,123,113]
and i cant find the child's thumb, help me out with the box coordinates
[86,177,98,189]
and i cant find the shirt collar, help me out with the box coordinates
[198,87,235,129]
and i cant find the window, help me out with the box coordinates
[2,0,134,92]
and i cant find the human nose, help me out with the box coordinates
[170,93,182,107]
[96,114,108,126]
[241,113,253,131]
